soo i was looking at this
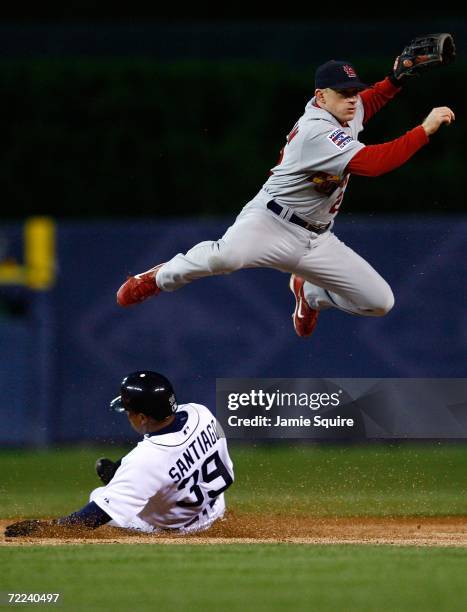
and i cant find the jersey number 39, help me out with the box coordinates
[176,451,233,507]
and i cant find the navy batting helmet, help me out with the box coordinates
[110,371,177,420]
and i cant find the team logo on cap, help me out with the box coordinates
[343,65,357,78]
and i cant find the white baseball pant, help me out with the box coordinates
[157,190,394,317]
[89,487,226,533]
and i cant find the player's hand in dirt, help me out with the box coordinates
[422,107,455,136]
[5,519,52,537]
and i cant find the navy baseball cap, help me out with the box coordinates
[315,60,367,90]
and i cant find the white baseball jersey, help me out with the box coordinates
[91,403,234,533]
[262,96,365,224]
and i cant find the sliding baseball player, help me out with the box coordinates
[5,371,234,537]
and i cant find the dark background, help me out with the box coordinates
[0,16,465,218]
[0,15,466,445]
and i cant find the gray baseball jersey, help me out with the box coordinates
[263,97,365,223]
[151,89,394,319]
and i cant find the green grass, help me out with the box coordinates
[0,446,127,519]
[232,443,467,516]
[1,544,467,612]
[0,443,466,518]
[1,444,466,611]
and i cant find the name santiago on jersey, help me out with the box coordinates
[168,418,220,483]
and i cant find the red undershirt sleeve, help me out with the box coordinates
[347,126,429,177]
[360,77,402,124]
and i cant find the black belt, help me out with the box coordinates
[267,200,330,234]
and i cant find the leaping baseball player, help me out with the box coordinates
[5,371,234,537]
[116,34,455,339]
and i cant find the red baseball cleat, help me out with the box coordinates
[289,274,319,338]
[116,264,164,307]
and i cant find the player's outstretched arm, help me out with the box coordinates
[361,33,456,125]
[5,502,112,537]
[55,501,112,528]
[358,44,436,124]
[347,106,455,177]
[360,77,402,124]
[4,519,52,537]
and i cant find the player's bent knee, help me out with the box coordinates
[359,286,394,316]
[372,289,395,316]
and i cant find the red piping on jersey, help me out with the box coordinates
[347,126,429,177]
[360,77,402,124]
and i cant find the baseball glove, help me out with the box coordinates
[393,33,456,79]
[95,457,122,485]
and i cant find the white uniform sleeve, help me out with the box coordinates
[92,447,163,527]
[302,123,365,178]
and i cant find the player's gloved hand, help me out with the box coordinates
[5,519,51,537]
[422,106,455,136]
[390,33,456,87]
[388,57,410,86]
[95,457,121,485]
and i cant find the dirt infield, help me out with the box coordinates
[2,514,466,547]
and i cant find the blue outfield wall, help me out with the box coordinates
[0,215,466,445]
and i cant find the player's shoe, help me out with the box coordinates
[289,274,319,338]
[116,263,164,307]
